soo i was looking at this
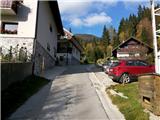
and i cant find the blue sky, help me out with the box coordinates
[58,0,157,37]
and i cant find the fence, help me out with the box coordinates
[0,44,32,63]
[1,62,33,90]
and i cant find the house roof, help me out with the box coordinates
[112,36,153,53]
[49,1,64,36]
[63,28,83,52]
[63,28,73,39]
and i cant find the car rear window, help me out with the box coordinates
[110,62,119,67]
[136,61,148,66]
[126,61,136,66]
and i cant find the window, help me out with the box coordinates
[126,61,136,66]
[47,43,50,51]
[111,62,120,67]
[49,24,52,32]
[136,61,148,66]
[1,22,18,34]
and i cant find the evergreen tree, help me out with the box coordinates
[141,28,147,43]
[102,27,110,47]
[69,27,72,33]
[138,5,143,21]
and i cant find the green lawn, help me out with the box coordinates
[2,75,49,120]
[107,82,149,120]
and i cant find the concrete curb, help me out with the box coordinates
[89,72,125,120]
[87,65,125,120]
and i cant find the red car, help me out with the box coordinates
[108,60,155,83]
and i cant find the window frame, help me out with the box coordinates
[1,22,18,34]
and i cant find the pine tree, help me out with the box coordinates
[138,5,143,21]
[141,28,147,43]
[69,27,72,33]
[102,27,110,47]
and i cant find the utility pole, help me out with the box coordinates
[151,0,160,73]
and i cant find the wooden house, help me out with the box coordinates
[112,37,153,60]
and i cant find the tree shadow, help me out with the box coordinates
[62,64,102,75]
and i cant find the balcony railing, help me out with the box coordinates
[0,0,22,15]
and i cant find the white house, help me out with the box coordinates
[0,0,64,75]
[57,28,83,65]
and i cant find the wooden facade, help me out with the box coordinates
[112,37,153,60]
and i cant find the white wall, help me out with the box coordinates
[36,1,58,59]
[117,53,129,58]
[0,0,38,38]
[0,0,38,54]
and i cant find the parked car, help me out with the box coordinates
[108,60,155,83]
[102,60,119,72]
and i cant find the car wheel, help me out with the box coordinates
[119,73,131,84]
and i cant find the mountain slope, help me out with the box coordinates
[75,34,100,42]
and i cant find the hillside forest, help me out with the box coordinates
[76,5,160,64]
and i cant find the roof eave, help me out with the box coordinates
[49,1,64,36]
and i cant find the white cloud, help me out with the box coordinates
[71,18,83,26]
[58,0,117,16]
[70,12,112,27]
[84,12,112,26]
[58,0,154,28]
[58,1,91,16]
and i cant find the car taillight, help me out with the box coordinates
[109,68,113,72]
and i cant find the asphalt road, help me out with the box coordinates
[9,65,109,120]
[37,65,109,120]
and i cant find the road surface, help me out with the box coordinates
[10,65,109,120]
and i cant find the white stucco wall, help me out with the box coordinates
[0,0,38,55]
[0,0,38,38]
[36,1,58,59]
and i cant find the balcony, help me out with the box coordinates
[0,0,22,15]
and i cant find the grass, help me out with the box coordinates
[107,82,149,120]
[2,75,49,120]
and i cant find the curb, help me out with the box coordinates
[88,69,125,120]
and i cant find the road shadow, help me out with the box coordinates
[36,74,84,119]
[62,64,102,75]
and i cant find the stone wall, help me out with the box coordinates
[34,41,56,75]
[0,37,34,54]
[1,62,33,90]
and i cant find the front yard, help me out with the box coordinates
[106,82,149,120]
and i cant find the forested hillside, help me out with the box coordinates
[77,5,160,63]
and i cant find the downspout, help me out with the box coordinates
[32,1,39,75]
[151,0,159,73]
